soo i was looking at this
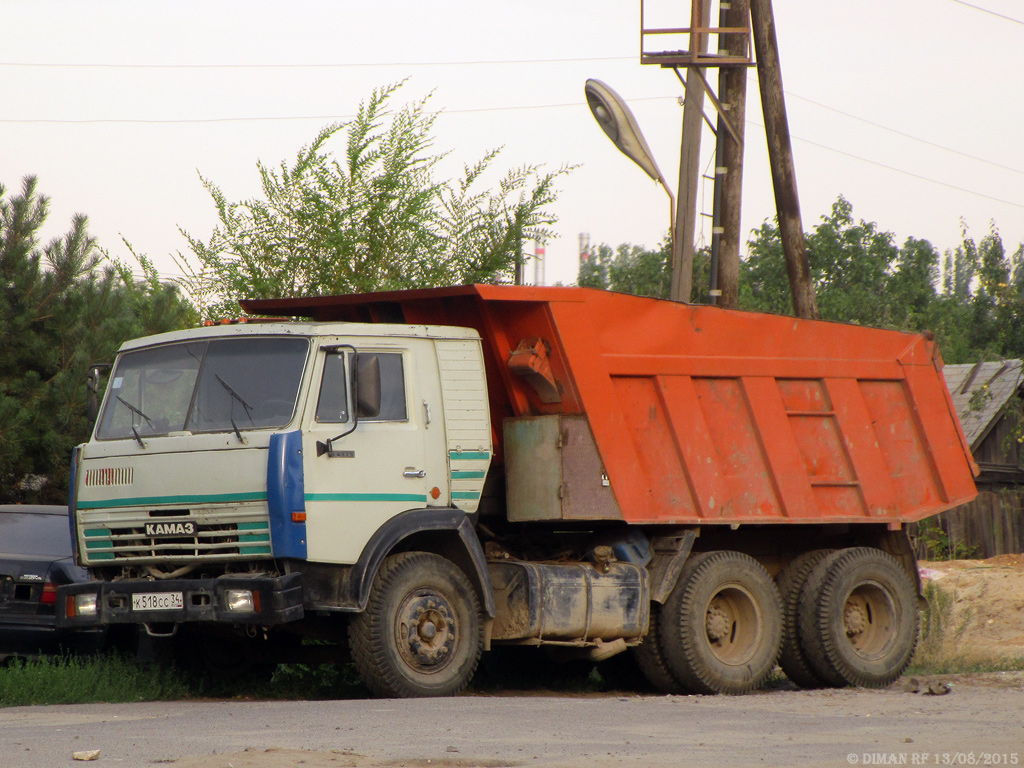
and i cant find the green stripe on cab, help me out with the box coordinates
[305,493,428,503]
[77,491,267,510]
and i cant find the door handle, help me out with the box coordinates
[404,469,426,478]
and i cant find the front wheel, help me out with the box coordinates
[660,551,782,695]
[349,552,483,698]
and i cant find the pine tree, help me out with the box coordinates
[0,177,195,502]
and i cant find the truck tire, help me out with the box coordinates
[349,551,483,698]
[659,550,782,695]
[632,601,688,694]
[775,549,835,689]
[798,547,918,689]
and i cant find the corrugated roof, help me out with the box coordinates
[943,360,1024,450]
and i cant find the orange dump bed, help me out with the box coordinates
[243,285,978,526]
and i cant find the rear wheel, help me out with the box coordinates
[349,551,483,698]
[632,601,688,694]
[660,551,782,695]
[798,547,918,688]
[775,549,835,689]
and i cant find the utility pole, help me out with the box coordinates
[715,0,748,309]
[749,0,819,319]
[671,0,711,304]
[641,1,753,307]
[634,0,816,316]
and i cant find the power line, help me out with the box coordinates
[779,127,1024,211]
[0,97,610,124]
[0,55,635,70]
[9,70,1020,181]
[944,0,1024,25]
[9,87,1021,185]
[782,89,1024,177]
[5,93,1019,211]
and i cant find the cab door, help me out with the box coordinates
[300,339,448,564]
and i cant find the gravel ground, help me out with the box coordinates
[3,673,1023,768]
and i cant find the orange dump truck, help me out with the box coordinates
[242,285,976,693]
[60,285,976,698]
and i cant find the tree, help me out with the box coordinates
[577,238,715,303]
[741,197,1024,364]
[580,195,1024,367]
[578,241,670,298]
[741,196,932,328]
[181,82,573,319]
[0,176,194,503]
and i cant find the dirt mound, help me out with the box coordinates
[918,555,1024,662]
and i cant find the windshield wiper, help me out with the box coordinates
[116,396,152,449]
[215,374,253,443]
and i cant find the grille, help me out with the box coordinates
[84,467,134,487]
[82,514,271,564]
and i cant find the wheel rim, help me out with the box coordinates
[395,588,458,674]
[843,581,896,659]
[703,584,762,666]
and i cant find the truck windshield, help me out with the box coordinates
[96,337,309,440]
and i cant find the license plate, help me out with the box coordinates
[132,592,184,611]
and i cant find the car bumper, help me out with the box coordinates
[56,573,304,629]
[0,616,107,659]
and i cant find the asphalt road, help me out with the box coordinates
[3,674,1022,768]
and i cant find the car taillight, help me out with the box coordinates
[41,583,58,605]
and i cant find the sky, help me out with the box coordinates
[2,0,1022,292]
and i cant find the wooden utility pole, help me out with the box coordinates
[715,0,749,310]
[670,1,711,304]
[641,0,815,316]
[749,0,819,319]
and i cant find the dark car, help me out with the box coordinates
[0,505,107,662]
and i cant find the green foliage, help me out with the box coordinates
[1000,393,1024,457]
[0,176,195,503]
[739,196,1024,364]
[0,653,191,706]
[578,241,671,298]
[577,238,716,304]
[181,82,573,319]
[578,195,1024,368]
[916,518,979,561]
[741,196,943,329]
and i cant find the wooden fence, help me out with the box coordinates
[910,489,1024,560]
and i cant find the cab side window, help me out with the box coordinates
[315,353,349,423]
[372,353,407,422]
[314,351,407,424]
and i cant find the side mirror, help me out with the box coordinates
[86,364,110,422]
[355,354,381,419]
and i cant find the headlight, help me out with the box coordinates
[72,593,98,617]
[225,589,258,613]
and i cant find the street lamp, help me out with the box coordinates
[585,79,678,296]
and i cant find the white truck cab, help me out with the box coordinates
[64,321,495,694]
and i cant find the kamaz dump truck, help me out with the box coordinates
[58,285,978,696]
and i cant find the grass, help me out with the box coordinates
[0,645,626,708]
[0,654,374,707]
[907,579,1024,676]
[0,652,191,707]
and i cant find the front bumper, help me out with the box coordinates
[56,572,304,629]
